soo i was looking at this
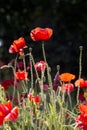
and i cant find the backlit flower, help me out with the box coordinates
[60,83,74,93]
[30,27,53,41]
[14,69,28,80]
[35,61,47,71]
[59,73,75,82]
[0,101,18,126]
[9,37,27,53]
[75,78,85,88]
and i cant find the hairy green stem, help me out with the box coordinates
[77,46,83,104]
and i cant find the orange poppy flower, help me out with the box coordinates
[0,101,18,126]
[75,78,85,88]
[9,37,27,53]
[14,69,28,80]
[30,27,53,41]
[60,83,74,93]
[59,73,75,82]
[78,104,87,116]
[35,61,47,71]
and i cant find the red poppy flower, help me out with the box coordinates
[84,80,87,87]
[9,37,27,53]
[75,104,87,130]
[75,78,85,88]
[76,122,87,130]
[0,116,3,126]
[35,61,47,71]
[0,101,12,117]
[59,73,75,82]
[76,114,87,127]
[28,93,40,104]
[0,101,18,126]
[33,96,40,104]
[82,125,87,130]
[30,27,53,41]
[4,107,18,122]
[14,69,29,80]
[60,83,74,93]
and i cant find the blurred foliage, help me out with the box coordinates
[0,0,87,77]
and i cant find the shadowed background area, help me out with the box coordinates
[0,0,87,78]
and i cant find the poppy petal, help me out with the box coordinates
[4,107,18,122]
[30,27,53,41]
[78,104,87,115]
[0,116,4,126]
[0,101,12,117]
[59,73,75,82]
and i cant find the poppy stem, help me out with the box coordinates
[68,92,72,110]
[29,51,41,93]
[77,46,83,104]
[42,41,47,63]
[29,48,34,92]
[12,54,18,103]
[42,41,54,91]
[79,46,83,79]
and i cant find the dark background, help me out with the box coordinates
[0,0,87,78]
